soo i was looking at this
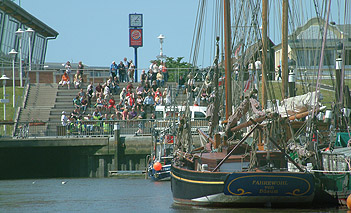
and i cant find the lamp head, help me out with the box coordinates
[9,49,18,57]
[15,28,24,37]
[26,28,35,36]
[157,34,165,43]
[0,75,10,81]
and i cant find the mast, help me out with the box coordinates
[224,0,232,118]
[281,0,289,98]
[261,0,268,108]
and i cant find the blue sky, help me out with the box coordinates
[21,0,199,69]
[19,0,346,70]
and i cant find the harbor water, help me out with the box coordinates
[0,178,347,212]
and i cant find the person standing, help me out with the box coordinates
[160,62,168,83]
[64,61,71,75]
[140,70,147,86]
[110,61,118,80]
[149,61,158,82]
[128,59,135,83]
[118,61,126,82]
[78,61,84,82]
[277,65,282,80]
[64,61,71,87]
[123,57,130,82]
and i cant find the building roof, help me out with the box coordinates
[273,17,351,50]
[288,39,351,49]
[0,0,58,38]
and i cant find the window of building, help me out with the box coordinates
[346,50,351,66]
[32,35,45,66]
[323,50,335,66]
[1,17,18,57]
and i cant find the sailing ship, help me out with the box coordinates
[171,0,350,208]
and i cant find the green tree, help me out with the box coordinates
[152,57,194,82]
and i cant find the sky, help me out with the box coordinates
[20,0,199,69]
[19,0,347,70]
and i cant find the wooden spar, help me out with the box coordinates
[212,123,259,172]
[198,129,215,145]
[288,111,310,121]
[288,106,326,121]
[282,0,289,98]
[230,115,267,132]
[261,0,268,108]
[224,0,232,119]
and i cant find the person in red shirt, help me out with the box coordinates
[108,97,117,113]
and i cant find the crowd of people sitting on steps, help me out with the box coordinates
[60,59,204,136]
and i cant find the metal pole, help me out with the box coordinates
[19,37,23,87]
[3,81,6,133]
[28,35,32,72]
[134,47,138,82]
[12,58,15,108]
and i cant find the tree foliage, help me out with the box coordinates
[152,57,194,81]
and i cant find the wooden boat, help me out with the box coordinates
[171,0,349,208]
[171,121,317,207]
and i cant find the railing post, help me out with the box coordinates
[114,123,120,171]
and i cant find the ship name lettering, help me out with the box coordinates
[252,180,288,186]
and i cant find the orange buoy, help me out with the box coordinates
[347,194,351,209]
[153,162,162,171]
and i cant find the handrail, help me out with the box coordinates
[12,68,31,137]
[3,118,209,138]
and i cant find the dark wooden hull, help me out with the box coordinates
[171,164,316,207]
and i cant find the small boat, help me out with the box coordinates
[147,126,175,181]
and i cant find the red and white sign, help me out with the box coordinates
[129,29,143,47]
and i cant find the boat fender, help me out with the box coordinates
[153,162,162,171]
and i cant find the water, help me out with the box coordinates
[0,178,347,213]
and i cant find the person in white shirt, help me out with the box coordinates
[61,111,68,126]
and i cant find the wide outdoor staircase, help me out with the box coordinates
[17,83,58,137]
[16,81,193,137]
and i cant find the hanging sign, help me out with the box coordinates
[129,29,143,47]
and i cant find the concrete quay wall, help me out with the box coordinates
[0,135,202,179]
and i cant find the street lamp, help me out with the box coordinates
[156,34,166,61]
[0,75,10,134]
[15,28,24,87]
[9,49,17,108]
[26,28,34,72]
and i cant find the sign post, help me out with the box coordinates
[129,14,143,82]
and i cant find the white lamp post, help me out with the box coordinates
[9,49,17,108]
[26,28,34,72]
[156,34,166,61]
[0,75,10,134]
[15,28,24,87]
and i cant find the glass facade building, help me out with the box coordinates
[0,0,58,68]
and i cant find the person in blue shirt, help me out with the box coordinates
[110,61,118,80]
[143,93,155,113]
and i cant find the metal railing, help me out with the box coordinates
[3,118,209,138]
